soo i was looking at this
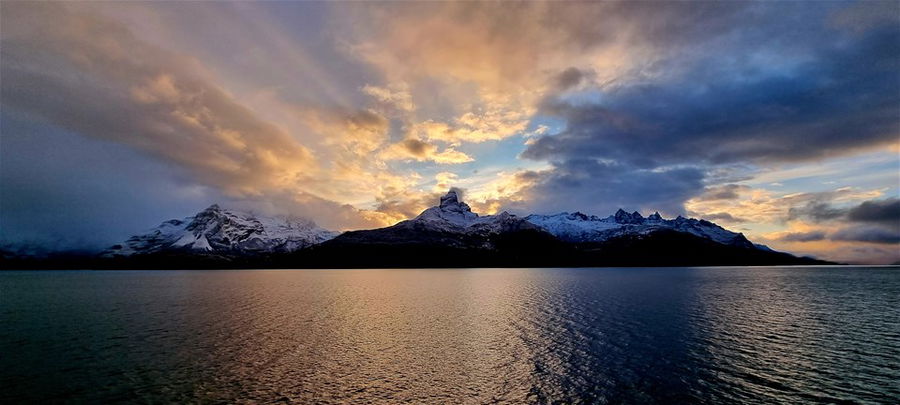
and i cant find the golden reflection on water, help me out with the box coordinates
[2,267,898,403]
[175,269,555,403]
[315,269,546,402]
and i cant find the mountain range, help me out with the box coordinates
[102,204,337,256]
[3,190,830,268]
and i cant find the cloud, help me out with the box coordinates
[298,106,389,156]
[778,231,828,242]
[702,212,747,224]
[686,182,887,227]
[460,170,544,214]
[344,1,730,147]
[371,190,443,225]
[693,184,750,201]
[1,3,319,197]
[344,1,765,93]
[554,67,591,91]
[0,111,222,251]
[829,1,899,33]
[846,198,900,223]
[785,196,900,225]
[410,112,530,145]
[362,84,415,113]
[380,138,474,164]
[831,225,900,244]
[224,189,399,232]
[830,245,900,265]
[504,159,705,216]
[433,172,459,192]
[788,201,848,222]
[524,32,899,167]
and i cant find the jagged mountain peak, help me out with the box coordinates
[437,189,474,215]
[104,205,337,256]
[415,191,478,227]
[410,189,537,232]
[526,208,754,248]
[439,189,461,207]
[330,190,540,249]
[614,209,644,224]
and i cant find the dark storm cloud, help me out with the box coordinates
[788,201,848,222]
[519,2,898,218]
[554,68,589,91]
[0,111,222,251]
[779,231,827,242]
[846,198,900,223]
[831,198,900,245]
[831,225,900,244]
[702,212,746,223]
[514,159,705,216]
[693,184,749,201]
[787,197,900,225]
[402,139,430,157]
[524,20,899,166]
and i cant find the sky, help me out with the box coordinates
[1,1,898,263]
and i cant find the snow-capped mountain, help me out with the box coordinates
[80,190,828,268]
[104,204,337,256]
[325,190,541,248]
[525,209,755,248]
[409,190,539,235]
[298,190,827,268]
[331,190,756,250]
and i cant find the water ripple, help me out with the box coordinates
[1,267,898,403]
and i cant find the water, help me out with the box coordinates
[1,267,898,404]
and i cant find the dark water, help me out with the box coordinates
[1,267,898,404]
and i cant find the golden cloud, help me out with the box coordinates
[362,84,415,113]
[298,106,390,156]
[342,2,640,147]
[433,172,459,192]
[380,138,474,164]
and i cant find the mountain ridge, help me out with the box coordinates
[103,204,337,256]
[4,190,833,268]
[293,190,825,268]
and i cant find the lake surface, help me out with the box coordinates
[1,267,898,403]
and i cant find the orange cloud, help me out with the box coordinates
[380,138,474,164]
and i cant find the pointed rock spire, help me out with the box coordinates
[440,189,461,208]
[614,209,647,224]
[437,189,474,215]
